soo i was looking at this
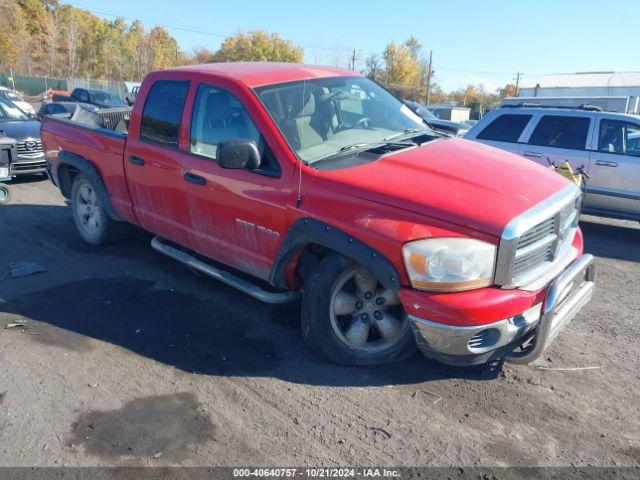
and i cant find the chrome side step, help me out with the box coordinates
[151,236,299,304]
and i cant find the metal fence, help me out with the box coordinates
[0,71,131,100]
[0,73,68,97]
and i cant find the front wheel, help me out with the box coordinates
[0,184,11,204]
[302,253,416,365]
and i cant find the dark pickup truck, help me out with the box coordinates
[41,63,595,367]
[70,88,128,109]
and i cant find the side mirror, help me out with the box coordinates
[217,139,261,170]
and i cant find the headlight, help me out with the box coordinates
[402,238,496,292]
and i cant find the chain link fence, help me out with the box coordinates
[0,71,132,100]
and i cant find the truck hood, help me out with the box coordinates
[315,138,570,237]
[0,120,41,141]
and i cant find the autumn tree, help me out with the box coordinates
[0,0,182,82]
[212,30,303,63]
[365,37,431,102]
[499,83,519,98]
[190,46,216,64]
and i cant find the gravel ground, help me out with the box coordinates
[0,177,639,467]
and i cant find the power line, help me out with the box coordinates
[64,1,354,52]
[64,1,541,79]
[435,66,538,77]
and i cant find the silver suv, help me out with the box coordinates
[465,105,640,222]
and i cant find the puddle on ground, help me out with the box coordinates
[69,392,214,460]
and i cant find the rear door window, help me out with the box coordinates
[476,114,532,142]
[528,115,590,150]
[598,119,640,156]
[140,80,190,148]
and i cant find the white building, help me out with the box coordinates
[518,72,640,113]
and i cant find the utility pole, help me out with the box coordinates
[425,50,433,105]
[515,72,522,96]
[351,49,357,71]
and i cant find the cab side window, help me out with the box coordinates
[476,114,532,142]
[528,115,590,150]
[599,119,640,157]
[190,84,260,160]
[75,90,90,103]
[140,80,190,148]
[189,84,280,176]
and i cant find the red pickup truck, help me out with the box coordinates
[41,63,595,367]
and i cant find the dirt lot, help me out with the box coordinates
[0,177,639,467]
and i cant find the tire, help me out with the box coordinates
[301,252,417,366]
[70,174,123,245]
[0,184,11,204]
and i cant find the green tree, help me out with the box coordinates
[212,30,303,63]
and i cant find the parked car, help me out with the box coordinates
[0,133,16,203]
[125,85,139,106]
[465,105,640,222]
[37,101,98,120]
[405,100,469,137]
[42,63,594,367]
[0,96,45,176]
[0,86,35,115]
[70,88,127,108]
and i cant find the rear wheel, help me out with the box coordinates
[71,174,122,245]
[0,184,11,204]
[302,253,416,365]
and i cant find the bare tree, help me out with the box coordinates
[65,15,81,78]
[46,9,59,77]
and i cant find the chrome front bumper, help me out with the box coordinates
[409,254,596,366]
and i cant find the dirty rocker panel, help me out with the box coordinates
[269,217,401,291]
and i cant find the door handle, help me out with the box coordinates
[128,156,145,166]
[183,172,206,186]
[523,151,542,158]
[595,160,618,167]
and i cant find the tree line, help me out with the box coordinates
[1,0,181,80]
[0,0,517,116]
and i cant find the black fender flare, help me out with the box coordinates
[269,217,401,291]
[56,151,123,222]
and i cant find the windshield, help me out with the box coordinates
[255,76,428,163]
[92,92,117,103]
[0,97,28,121]
[2,90,22,102]
[417,106,437,120]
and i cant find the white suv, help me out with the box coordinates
[465,105,640,222]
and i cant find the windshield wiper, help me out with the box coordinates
[384,128,431,142]
[311,139,417,165]
[337,142,374,153]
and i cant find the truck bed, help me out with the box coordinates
[41,114,133,221]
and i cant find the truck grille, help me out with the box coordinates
[495,185,582,288]
[17,140,44,157]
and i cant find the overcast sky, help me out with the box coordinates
[62,0,640,92]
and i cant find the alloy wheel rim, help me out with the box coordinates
[76,184,100,234]
[329,266,408,353]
